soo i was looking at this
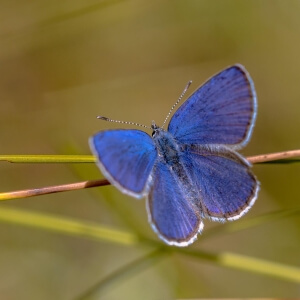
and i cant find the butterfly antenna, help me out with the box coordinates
[161,80,192,128]
[97,116,151,129]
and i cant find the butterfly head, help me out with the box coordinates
[151,121,165,138]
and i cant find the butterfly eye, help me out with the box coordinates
[152,127,161,138]
[151,122,160,138]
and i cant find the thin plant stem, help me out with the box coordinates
[0,149,299,164]
[0,155,96,163]
[247,149,300,164]
[0,179,109,201]
[0,149,299,201]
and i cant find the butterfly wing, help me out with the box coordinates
[168,65,257,149]
[90,129,157,198]
[181,145,259,221]
[146,160,203,246]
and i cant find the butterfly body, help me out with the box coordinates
[90,64,259,246]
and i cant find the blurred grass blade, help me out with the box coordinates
[220,252,300,283]
[0,206,138,246]
[203,208,300,239]
[76,249,165,300]
[0,155,96,163]
[1,206,299,283]
[183,249,300,283]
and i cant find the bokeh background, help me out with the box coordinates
[0,1,299,299]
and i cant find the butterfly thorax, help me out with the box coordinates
[152,125,181,166]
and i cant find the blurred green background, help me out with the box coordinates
[0,0,299,299]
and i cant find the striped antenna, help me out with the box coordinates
[161,80,192,128]
[97,116,151,129]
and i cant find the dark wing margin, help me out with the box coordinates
[168,65,257,149]
[90,129,157,198]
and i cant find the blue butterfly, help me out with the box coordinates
[90,64,259,247]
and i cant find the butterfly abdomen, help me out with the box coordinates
[152,128,200,206]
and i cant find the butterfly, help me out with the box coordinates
[89,64,259,247]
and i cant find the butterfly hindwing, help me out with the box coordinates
[168,65,256,149]
[147,160,203,246]
[181,145,259,221]
[90,129,157,197]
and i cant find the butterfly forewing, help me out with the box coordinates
[90,129,157,197]
[168,65,256,149]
